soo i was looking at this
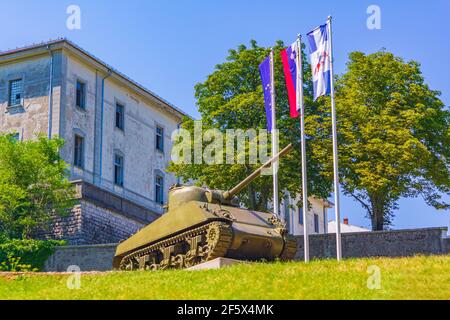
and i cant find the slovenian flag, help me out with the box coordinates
[280,41,301,118]
[259,56,273,132]
[307,23,331,100]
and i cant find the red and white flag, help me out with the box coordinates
[280,41,301,118]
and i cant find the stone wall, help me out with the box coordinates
[43,227,449,272]
[43,200,145,245]
[444,237,450,254]
[294,227,448,260]
[39,181,158,245]
[38,200,145,245]
[44,243,117,272]
[80,200,145,244]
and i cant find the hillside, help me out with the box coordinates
[0,255,448,300]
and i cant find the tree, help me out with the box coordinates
[0,135,75,239]
[313,51,449,230]
[168,40,332,213]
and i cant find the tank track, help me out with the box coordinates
[279,235,298,261]
[119,221,233,271]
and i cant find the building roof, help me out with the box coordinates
[328,221,370,233]
[0,38,189,119]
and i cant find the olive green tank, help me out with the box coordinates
[113,144,297,270]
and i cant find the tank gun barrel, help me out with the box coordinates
[223,144,293,200]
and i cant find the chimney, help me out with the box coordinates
[343,218,349,225]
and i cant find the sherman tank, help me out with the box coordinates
[113,144,297,270]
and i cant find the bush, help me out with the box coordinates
[0,253,34,272]
[0,134,75,239]
[0,239,65,271]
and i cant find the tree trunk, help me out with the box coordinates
[260,189,268,212]
[370,195,385,231]
[248,184,257,210]
[371,210,384,231]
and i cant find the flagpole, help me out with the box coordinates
[270,49,280,219]
[296,35,310,263]
[327,15,342,261]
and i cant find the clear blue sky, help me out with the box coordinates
[1,0,449,231]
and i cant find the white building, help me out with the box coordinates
[0,39,187,244]
[282,194,333,235]
[328,219,370,233]
[0,39,186,213]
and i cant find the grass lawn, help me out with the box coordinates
[0,255,448,300]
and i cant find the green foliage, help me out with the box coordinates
[0,254,34,272]
[168,40,332,211]
[313,51,449,230]
[0,239,65,271]
[0,134,75,239]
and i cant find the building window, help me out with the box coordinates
[156,126,164,152]
[114,154,124,187]
[314,213,319,233]
[298,207,303,225]
[74,135,84,168]
[115,103,125,130]
[76,80,86,109]
[9,79,23,106]
[155,174,164,205]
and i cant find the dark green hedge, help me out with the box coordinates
[0,239,65,271]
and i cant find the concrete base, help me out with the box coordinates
[187,258,246,271]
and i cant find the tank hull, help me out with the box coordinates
[113,201,297,270]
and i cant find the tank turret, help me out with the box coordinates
[113,144,297,270]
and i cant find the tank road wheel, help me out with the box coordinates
[173,254,185,269]
[280,235,298,261]
[120,256,139,271]
[149,264,159,271]
[184,253,196,268]
[199,244,210,259]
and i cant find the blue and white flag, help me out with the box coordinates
[259,56,273,132]
[307,23,331,100]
